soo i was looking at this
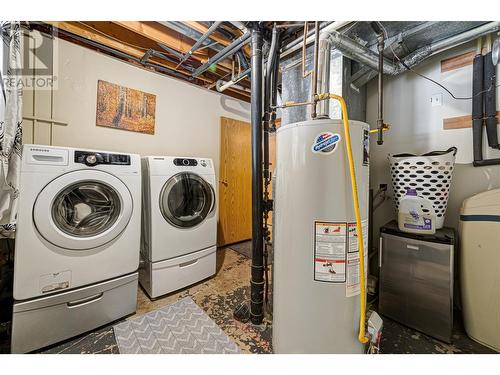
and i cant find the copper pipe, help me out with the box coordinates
[302,22,312,78]
[276,100,315,109]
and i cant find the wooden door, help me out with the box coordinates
[218,117,252,246]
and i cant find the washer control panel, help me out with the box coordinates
[75,151,131,166]
[173,158,198,167]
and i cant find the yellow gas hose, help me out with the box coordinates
[316,93,370,345]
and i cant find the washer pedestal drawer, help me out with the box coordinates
[140,246,216,299]
[11,272,138,353]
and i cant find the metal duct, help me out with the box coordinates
[323,30,398,74]
[316,21,500,102]
[315,37,331,117]
[356,21,500,86]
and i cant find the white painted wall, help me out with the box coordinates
[23,36,500,236]
[367,41,500,235]
[23,38,251,179]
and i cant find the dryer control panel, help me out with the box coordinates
[75,151,131,167]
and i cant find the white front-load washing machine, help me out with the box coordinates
[11,145,141,353]
[140,156,217,299]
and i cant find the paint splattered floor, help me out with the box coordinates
[38,247,273,354]
[0,246,496,354]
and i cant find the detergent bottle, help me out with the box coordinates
[398,189,436,235]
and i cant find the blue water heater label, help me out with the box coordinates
[312,132,341,154]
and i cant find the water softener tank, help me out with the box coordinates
[272,118,370,353]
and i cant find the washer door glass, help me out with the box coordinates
[34,169,133,251]
[160,172,215,228]
[52,181,121,237]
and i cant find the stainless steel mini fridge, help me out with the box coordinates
[379,221,455,343]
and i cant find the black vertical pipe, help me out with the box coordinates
[472,54,484,164]
[250,27,264,325]
[484,51,498,149]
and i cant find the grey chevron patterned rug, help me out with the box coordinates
[113,297,240,354]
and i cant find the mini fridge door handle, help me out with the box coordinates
[379,236,383,267]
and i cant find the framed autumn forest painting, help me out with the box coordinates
[96,80,156,135]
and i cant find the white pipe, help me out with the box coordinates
[216,74,250,92]
[280,21,351,59]
[217,81,250,93]
[216,68,251,92]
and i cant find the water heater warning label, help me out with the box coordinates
[314,222,347,283]
[346,220,369,297]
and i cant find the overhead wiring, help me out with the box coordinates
[377,22,500,101]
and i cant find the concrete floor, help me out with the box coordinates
[1,245,496,354]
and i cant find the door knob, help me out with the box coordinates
[219,180,228,186]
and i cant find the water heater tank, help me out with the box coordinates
[272,118,370,353]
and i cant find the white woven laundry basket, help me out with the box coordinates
[388,147,457,229]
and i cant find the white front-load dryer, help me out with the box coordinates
[11,145,141,353]
[140,156,217,298]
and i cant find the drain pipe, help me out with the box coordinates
[140,48,195,73]
[208,22,250,71]
[176,21,222,68]
[250,26,265,325]
[213,24,251,91]
[192,32,251,77]
[262,25,280,311]
[216,68,251,92]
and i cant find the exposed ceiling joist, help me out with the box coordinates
[41,21,252,101]
[113,21,234,73]
[47,21,196,79]
[182,21,251,56]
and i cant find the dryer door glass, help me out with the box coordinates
[52,181,122,237]
[160,172,215,228]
